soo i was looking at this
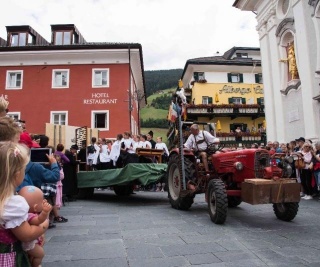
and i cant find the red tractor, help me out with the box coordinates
[166,121,300,224]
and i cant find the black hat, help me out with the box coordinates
[295,137,305,142]
[148,130,154,137]
[70,144,79,150]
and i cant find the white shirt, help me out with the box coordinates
[184,130,219,151]
[155,142,169,155]
[1,195,28,229]
[132,141,142,152]
[99,144,110,163]
[140,141,152,149]
[122,138,135,154]
[87,143,100,164]
[110,140,121,166]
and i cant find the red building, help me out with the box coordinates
[0,24,146,138]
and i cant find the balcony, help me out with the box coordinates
[186,104,264,119]
[216,132,267,147]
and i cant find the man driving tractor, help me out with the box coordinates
[184,124,220,182]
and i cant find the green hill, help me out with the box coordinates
[144,69,183,97]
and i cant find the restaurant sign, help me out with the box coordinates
[83,93,117,104]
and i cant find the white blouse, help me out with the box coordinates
[0,195,28,229]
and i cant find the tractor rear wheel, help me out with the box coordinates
[167,154,195,210]
[207,179,228,224]
[273,202,299,221]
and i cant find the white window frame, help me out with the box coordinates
[50,111,68,125]
[52,69,70,89]
[6,70,23,90]
[231,74,240,83]
[91,110,109,130]
[202,96,209,104]
[7,112,21,121]
[233,97,242,104]
[92,68,110,88]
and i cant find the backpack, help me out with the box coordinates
[87,145,96,154]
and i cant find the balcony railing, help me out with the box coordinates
[186,104,264,117]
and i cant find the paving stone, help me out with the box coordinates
[184,253,221,265]
[129,256,190,267]
[160,243,226,257]
[43,257,128,267]
[43,191,320,266]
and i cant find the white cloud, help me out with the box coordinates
[0,0,259,70]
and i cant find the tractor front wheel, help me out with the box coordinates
[207,179,228,224]
[273,202,299,221]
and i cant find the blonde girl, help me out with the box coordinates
[0,142,49,267]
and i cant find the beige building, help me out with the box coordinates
[181,47,266,147]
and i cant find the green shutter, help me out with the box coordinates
[227,73,232,82]
[208,97,213,104]
[230,124,235,131]
[257,98,261,105]
[242,98,246,104]
[228,98,233,104]
[255,74,259,83]
[239,74,244,83]
[193,72,199,81]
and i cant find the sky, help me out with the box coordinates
[0,0,259,71]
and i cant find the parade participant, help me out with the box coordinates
[0,142,49,267]
[147,131,156,148]
[87,137,100,171]
[110,134,123,167]
[18,186,52,267]
[140,135,151,149]
[155,136,169,163]
[99,138,111,170]
[184,124,219,178]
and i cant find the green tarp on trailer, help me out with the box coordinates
[77,163,167,188]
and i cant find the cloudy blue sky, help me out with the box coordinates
[0,0,259,70]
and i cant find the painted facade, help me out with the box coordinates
[233,0,320,143]
[0,24,146,138]
[181,47,266,147]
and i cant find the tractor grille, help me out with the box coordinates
[254,151,270,178]
[220,159,236,168]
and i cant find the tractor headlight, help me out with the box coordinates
[234,162,244,171]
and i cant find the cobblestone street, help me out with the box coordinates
[43,190,320,267]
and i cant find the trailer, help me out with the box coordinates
[77,163,167,198]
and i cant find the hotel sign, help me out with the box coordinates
[83,93,118,104]
[219,85,264,95]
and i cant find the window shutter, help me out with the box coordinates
[230,124,235,131]
[228,98,233,104]
[227,73,232,83]
[208,97,213,104]
[239,74,244,83]
[257,98,261,105]
[193,72,199,81]
[242,98,246,104]
[255,74,260,83]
